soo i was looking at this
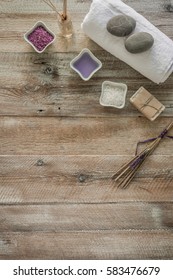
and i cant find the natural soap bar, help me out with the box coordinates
[130,87,165,121]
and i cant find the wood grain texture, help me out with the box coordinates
[0,231,173,259]
[0,116,173,155]
[0,52,173,117]
[0,0,172,14]
[0,0,173,260]
[0,203,173,232]
[0,155,172,203]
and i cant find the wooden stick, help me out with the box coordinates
[42,0,62,18]
[119,135,168,189]
[112,121,173,189]
[116,150,149,189]
[114,165,132,182]
[166,121,173,131]
[112,149,146,180]
[120,143,157,189]
[63,0,67,19]
[112,137,158,180]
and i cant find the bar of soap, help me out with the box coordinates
[130,87,165,121]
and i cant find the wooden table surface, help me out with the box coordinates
[0,0,173,260]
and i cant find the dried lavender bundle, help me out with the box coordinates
[112,121,173,189]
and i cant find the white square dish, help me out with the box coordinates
[70,48,102,81]
[24,21,56,53]
[100,81,127,109]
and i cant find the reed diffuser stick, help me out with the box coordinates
[42,0,62,19]
[43,0,73,37]
[63,0,67,20]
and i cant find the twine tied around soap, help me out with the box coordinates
[112,121,173,189]
[140,96,156,110]
[140,96,164,119]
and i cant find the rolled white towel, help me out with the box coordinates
[81,0,173,84]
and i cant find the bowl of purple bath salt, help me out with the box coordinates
[24,21,56,53]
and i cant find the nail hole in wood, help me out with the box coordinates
[165,4,173,12]
[44,66,54,74]
[37,109,44,113]
[36,159,44,166]
[78,174,86,183]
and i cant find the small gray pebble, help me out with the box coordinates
[107,15,136,37]
[125,32,154,54]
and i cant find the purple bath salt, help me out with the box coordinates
[73,52,99,79]
[27,25,54,51]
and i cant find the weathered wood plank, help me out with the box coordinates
[0,0,172,18]
[0,230,173,259]
[0,203,173,232]
[0,0,92,14]
[0,0,172,15]
[0,52,173,117]
[0,116,173,155]
[1,155,172,178]
[1,177,172,203]
[124,0,173,14]
[0,155,172,203]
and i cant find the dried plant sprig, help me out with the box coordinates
[112,121,173,189]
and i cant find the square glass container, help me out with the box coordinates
[70,48,102,81]
[100,81,127,109]
[24,21,56,53]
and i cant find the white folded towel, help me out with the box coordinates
[81,0,173,84]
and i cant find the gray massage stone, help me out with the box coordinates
[107,15,136,37]
[125,32,154,53]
